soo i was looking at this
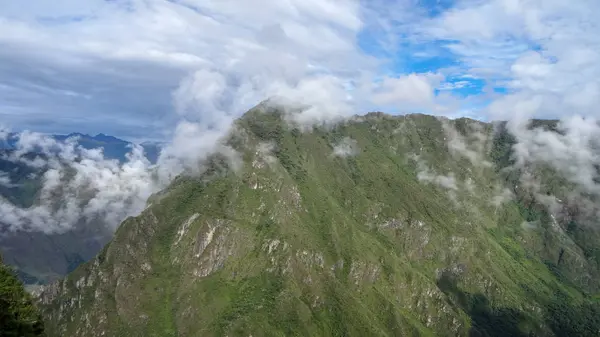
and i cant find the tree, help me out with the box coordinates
[0,255,45,337]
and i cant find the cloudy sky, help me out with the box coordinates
[0,0,599,141]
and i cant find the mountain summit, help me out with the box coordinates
[37,109,600,336]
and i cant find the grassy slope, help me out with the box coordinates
[37,110,600,336]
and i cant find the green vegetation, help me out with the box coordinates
[0,255,45,336]
[35,109,600,336]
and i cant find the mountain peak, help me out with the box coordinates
[35,113,600,336]
[93,133,122,142]
[60,132,86,140]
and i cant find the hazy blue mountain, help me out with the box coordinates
[0,132,162,286]
[0,132,162,164]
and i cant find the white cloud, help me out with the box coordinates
[0,0,484,140]
[441,120,492,168]
[510,116,600,197]
[0,0,372,138]
[0,132,156,234]
[1,0,598,131]
[256,142,278,167]
[370,72,444,108]
[0,172,16,188]
[0,0,375,234]
[491,187,514,207]
[421,0,600,121]
[418,169,459,191]
[414,155,458,191]
[2,0,600,235]
[413,1,600,218]
[437,81,472,91]
[332,137,359,157]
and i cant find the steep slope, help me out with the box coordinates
[36,109,600,336]
[0,254,45,336]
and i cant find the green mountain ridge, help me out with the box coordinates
[35,108,600,336]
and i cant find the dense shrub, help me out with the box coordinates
[0,255,45,336]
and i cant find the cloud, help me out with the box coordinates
[441,119,493,168]
[370,72,444,108]
[0,132,156,234]
[2,0,600,236]
[419,0,600,121]
[418,170,458,191]
[414,155,458,192]
[491,187,514,207]
[510,116,600,197]
[0,0,372,139]
[521,221,538,231]
[255,142,278,168]
[332,137,359,158]
[0,0,487,141]
[497,116,600,224]
[2,0,599,130]
[0,0,371,234]
[0,0,368,233]
[392,0,600,222]
[0,172,16,188]
[437,80,473,91]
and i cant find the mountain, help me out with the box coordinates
[0,254,45,336]
[36,108,600,336]
[0,132,162,164]
[0,132,162,286]
[0,219,113,286]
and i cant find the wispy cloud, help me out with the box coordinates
[0,0,489,140]
[510,116,600,204]
[420,0,600,121]
[0,131,155,233]
[332,137,359,158]
[441,119,492,168]
[413,155,459,200]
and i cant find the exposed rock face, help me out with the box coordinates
[36,110,600,336]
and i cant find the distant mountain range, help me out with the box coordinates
[0,132,163,286]
[0,132,162,164]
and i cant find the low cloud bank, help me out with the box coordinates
[505,116,600,221]
[0,131,155,233]
[332,137,359,157]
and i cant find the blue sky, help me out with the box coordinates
[0,0,599,141]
